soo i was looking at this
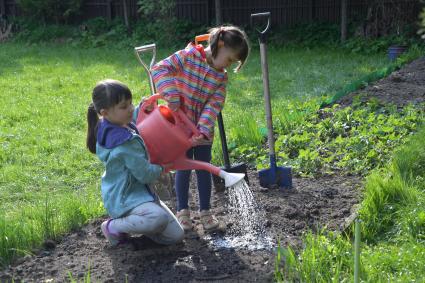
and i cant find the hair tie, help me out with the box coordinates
[219,27,225,36]
[89,102,98,113]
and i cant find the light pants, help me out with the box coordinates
[109,200,184,245]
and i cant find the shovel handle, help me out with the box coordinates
[134,43,157,96]
[250,12,271,43]
[195,34,210,45]
[251,12,276,158]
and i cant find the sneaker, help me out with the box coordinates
[199,210,219,231]
[101,219,129,247]
[176,209,192,231]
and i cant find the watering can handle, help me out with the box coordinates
[175,109,200,136]
[136,94,159,126]
[250,12,271,44]
[137,94,200,137]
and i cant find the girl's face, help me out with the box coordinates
[101,99,134,126]
[211,45,239,70]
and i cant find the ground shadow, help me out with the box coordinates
[105,232,250,282]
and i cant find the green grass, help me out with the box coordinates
[276,125,425,282]
[0,41,407,266]
[224,45,388,134]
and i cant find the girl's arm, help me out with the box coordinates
[151,49,188,110]
[116,138,162,184]
[198,82,227,140]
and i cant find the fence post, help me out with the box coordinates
[309,0,315,21]
[106,0,113,21]
[215,0,222,25]
[0,0,5,16]
[341,0,347,42]
[122,0,129,29]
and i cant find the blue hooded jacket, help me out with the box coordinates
[96,119,162,218]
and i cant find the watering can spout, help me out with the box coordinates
[219,170,245,188]
[173,158,245,188]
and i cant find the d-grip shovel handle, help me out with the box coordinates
[195,34,210,45]
[134,43,157,97]
[138,94,201,138]
[251,12,271,43]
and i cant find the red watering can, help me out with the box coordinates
[135,94,245,188]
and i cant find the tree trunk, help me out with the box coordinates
[215,0,222,25]
[340,0,347,42]
[0,22,12,42]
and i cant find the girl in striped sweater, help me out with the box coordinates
[150,25,250,232]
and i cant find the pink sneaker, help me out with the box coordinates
[101,219,129,246]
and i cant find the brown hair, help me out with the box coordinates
[208,25,250,72]
[86,79,132,153]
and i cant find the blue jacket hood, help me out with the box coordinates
[97,119,139,149]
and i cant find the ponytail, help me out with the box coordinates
[209,27,222,59]
[86,102,99,154]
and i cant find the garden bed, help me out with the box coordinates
[0,171,362,282]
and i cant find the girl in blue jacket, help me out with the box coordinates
[86,79,184,247]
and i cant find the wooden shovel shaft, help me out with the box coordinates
[217,112,231,169]
[259,41,276,158]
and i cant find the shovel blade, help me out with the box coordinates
[259,166,292,189]
[212,162,249,192]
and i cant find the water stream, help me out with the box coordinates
[205,180,274,251]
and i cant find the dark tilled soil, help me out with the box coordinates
[338,57,425,107]
[1,56,424,283]
[0,172,362,283]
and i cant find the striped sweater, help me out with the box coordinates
[151,43,228,140]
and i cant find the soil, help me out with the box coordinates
[1,56,424,283]
[338,57,425,108]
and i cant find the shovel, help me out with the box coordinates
[194,34,249,192]
[251,12,292,189]
[134,43,175,200]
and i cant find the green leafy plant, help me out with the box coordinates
[237,101,424,177]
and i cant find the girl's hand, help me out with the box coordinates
[167,102,179,112]
[191,134,210,146]
[161,163,174,174]
[141,97,155,112]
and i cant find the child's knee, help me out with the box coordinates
[146,211,169,233]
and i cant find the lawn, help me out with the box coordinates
[0,41,397,265]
